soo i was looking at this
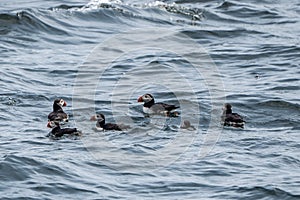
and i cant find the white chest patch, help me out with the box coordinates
[95,126,104,131]
[143,106,152,114]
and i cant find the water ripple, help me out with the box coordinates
[0,0,299,199]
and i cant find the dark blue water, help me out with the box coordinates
[1,0,300,199]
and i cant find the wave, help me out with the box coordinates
[233,185,300,199]
[0,10,69,36]
[1,0,299,199]
[49,0,204,26]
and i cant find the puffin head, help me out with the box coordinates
[223,103,232,114]
[54,98,67,107]
[137,93,154,103]
[47,121,59,128]
[90,113,105,123]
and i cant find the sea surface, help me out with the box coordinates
[1,0,300,199]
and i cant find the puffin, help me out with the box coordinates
[137,93,179,116]
[48,98,68,123]
[180,120,196,130]
[47,121,80,137]
[221,103,245,128]
[90,113,130,131]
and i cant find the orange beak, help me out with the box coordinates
[90,115,97,121]
[63,101,67,106]
[47,121,51,128]
[137,96,143,102]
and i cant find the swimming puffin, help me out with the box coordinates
[221,103,245,128]
[180,120,196,130]
[90,113,130,131]
[137,93,179,116]
[47,121,79,137]
[48,98,68,123]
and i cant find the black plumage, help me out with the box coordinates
[222,103,245,128]
[90,113,130,131]
[48,98,68,122]
[47,121,79,137]
[137,93,179,116]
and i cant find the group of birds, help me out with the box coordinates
[47,93,245,137]
[47,98,78,137]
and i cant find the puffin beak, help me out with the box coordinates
[90,115,96,121]
[137,96,143,102]
[63,101,67,106]
[47,121,51,128]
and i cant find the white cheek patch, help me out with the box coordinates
[144,97,152,102]
[60,100,65,106]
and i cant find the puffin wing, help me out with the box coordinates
[104,123,122,131]
[230,113,244,122]
[225,114,241,122]
[152,103,179,113]
[54,128,77,137]
[224,113,245,128]
[48,110,68,122]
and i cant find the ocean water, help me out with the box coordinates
[0,0,300,199]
